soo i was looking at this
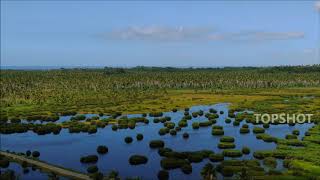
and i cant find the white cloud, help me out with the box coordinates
[316,1,320,11]
[105,25,304,42]
[108,26,214,41]
[208,31,304,41]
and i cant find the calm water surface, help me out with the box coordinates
[0,103,314,180]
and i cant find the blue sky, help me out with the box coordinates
[1,1,320,67]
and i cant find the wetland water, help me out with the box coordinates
[0,103,314,180]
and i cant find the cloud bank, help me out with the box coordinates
[106,25,304,42]
[108,26,214,41]
[316,1,320,11]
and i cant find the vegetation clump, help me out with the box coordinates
[160,158,189,170]
[240,128,250,134]
[242,147,251,154]
[181,164,192,174]
[32,151,40,158]
[124,136,133,144]
[253,127,265,134]
[183,132,189,139]
[149,140,165,148]
[199,121,214,127]
[87,165,98,173]
[212,129,224,136]
[209,154,224,162]
[149,112,163,117]
[136,133,143,141]
[263,157,277,168]
[222,150,243,157]
[218,142,236,149]
[192,122,200,129]
[97,145,108,154]
[129,155,148,165]
[157,170,169,180]
[220,136,235,143]
[80,155,98,163]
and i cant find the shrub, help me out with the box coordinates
[209,154,224,162]
[242,124,249,128]
[175,127,181,131]
[222,150,243,157]
[233,121,240,126]
[80,155,98,163]
[187,153,204,163]
[192,112,198,118]
[218,143,235,149]
[149,112,163,117]
[162,151,189,159]
[211,129,224,136]
[136,133,143,141]
[209,108,217,113]
[158,148,173,156]
[183,115,192,120]
[256,134,278,143]
[0,158,9,168]
[185,108,190,111]
[253,151,272,159]
[220,136,235,143]
[283,139,305,147]
[181,164,192,174]
[253,127,265,134]
[263,123,270,128]
[240,128,250,134]
[129,155,148,165]
[263,157,277,168]
[157,170,169,180]
[292,130,300,136]
[199,121,213,127]
[304,131,311,136]
[242,147,251,154]
[192,122,200,129]
[124,137,133,144]
[87,165,98,173]
[178,120,188,127]
[198,110,204,116]
[225,119,231,124]
[285,134,297,140]
[169,130,177,136]
[26,150,31,156]
[128,122,136,129]
[164,122,175,129]
[212,125,223,130]
[183,133,189,139]
[160,158,188,170]
[149,140,165,148]
[159,128,168,136]
[207,114,219,120]
[97,145,108,154]
[220,111,224,114]
[111,125,118,131]
[272,151,286,159]
[153,118,160,123]
[88,126,97,134]
[32,151,40,158]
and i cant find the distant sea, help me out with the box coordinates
[1,65,226,70]
[1,66,106,70]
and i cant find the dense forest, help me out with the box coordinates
[1,65,319,109]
